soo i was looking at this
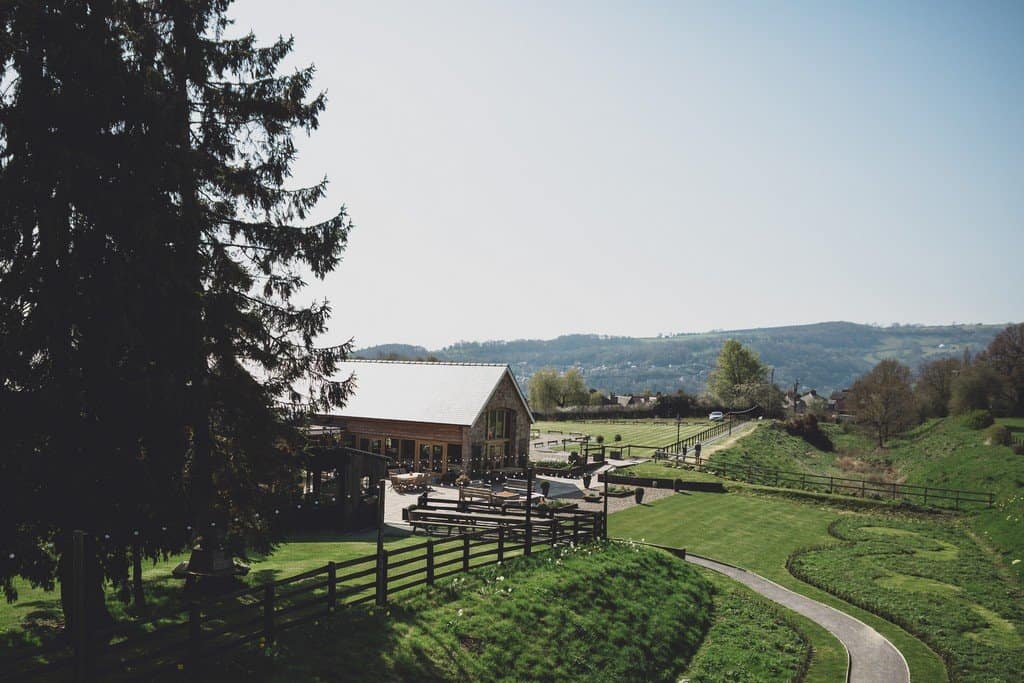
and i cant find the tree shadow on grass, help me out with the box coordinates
[198,604,458,683]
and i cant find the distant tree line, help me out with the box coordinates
[848,323,1024,447]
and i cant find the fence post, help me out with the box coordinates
[573,517,579,544]
[462,536,470,572]
[525,468,534,556]
[747,465,752,483]
[829,476,834,494]
[861,480,866,497]
[327,562,336,612]
[497,528,504,564]
[263,584,275,645]
[426,540,435,586]
[71,531,89,683]
[989,492,994,508]
[892,483,897,500]
[602,476,609,539]
[550,519,557,548]
[376,549,389,606]
[801,473,806,490]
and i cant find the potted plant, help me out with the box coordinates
[582,473,592,489]
[634,487,645,504]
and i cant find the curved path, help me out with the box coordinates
[686,553,910,683]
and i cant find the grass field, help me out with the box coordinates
[791,515,1024,682]
[610,490,949,683]
[612,461,726,483]
[533,419,713,449]
[210,542,715,683]
[0,530,420,642]
[683,570,810,682]
[711,416,1024,582]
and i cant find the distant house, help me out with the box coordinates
[801,390,828,413]
[614,394,636,407]
[312,360,533,479]
[828,389,850,414]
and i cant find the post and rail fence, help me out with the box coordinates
[600,454,994,510]
[5,506,606,683]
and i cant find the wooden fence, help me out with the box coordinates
[4,508,605,683]
[600,456,994,510]
[588,419,740,460]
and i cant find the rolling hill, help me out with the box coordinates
[355,321,1010,395]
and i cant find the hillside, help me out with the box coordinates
[712,416,1024,582]
[356,321,1008,394]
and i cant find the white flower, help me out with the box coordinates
[457,608,464,616]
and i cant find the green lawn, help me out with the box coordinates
[0,530,419,642]
[684,569,811,682]
[534,419,713,450]
[611,460,726,483]
[712,416,1024,583]
[208,542,716,683]
[610,490,948,683]
[791,516,1024,682]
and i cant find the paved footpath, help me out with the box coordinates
[685,553,910,683]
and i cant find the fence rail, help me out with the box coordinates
[591,419,740,460]
[600,456,994,510]
[5,507,605,683]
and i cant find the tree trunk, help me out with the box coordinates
[131,543,147,614]
[172,6,214,540]
[58,539,113,634]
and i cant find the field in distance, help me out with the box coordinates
[533,418,714,449]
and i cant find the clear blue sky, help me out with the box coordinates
[232,0,1023,349]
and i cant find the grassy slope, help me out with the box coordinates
[0,531,418,639]
[790,516,1024,682]
[684,569,810,683]
[713,417,1024,583]
[710,422,844,475]
[610,491,948,683]
[211,542,715,683]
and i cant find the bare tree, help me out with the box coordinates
[849,359,916,447]
[915,357,960,418]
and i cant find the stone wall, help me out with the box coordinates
[469,371,533,458]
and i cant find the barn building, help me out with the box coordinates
[311,360,533,481]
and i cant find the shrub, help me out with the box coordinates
[596,435,605,444]
[783,414,834,452]
[962,409,994,430]
[532,460,573,470]
[985,424,1012,446]
[1013,443,1024,456]
[614,434,622,442]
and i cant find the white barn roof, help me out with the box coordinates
[322,360,532,426]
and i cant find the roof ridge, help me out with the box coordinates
[343,358,507,368]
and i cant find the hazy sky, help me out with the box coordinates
[231,0,1023,350]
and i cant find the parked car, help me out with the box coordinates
[708,411,724,421]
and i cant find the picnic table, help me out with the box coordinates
[391,472,431,493]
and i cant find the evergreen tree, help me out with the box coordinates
[1,0,353,624]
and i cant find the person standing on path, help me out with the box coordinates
[694,442,702,465]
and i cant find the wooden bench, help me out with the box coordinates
[459,486,496,506]
[407,510,503,536]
